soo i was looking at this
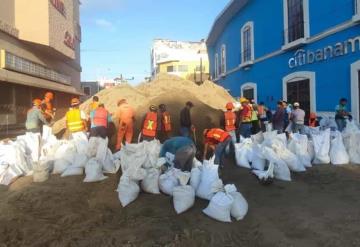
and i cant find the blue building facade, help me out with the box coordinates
[207,0,360,121]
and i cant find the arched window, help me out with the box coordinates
[241,82,257,102]
[241,22,254,64]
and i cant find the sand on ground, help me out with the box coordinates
[0,162,359,247]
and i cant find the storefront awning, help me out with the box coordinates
[0,68,83,95]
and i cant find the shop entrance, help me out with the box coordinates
[286,79,311,118]
[243,88,254,101]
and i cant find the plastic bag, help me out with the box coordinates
[143,140,162,169]
[53,159,71,174]
[117,175,140,207]
[203,191,234,223]
[224,184,248,221]
[96,137,109,165]
[272,142,306,172]
[262,147,291,181]
[173,185,195,214]
[83,158,108,182]
[234,140,253,169]
[159,169,179,196]
[196,160,220,200]
[61,167,83,177]
[103,149,118,174]
[72,154,88,168]
[251,144,266,171]
[72,132,89,155]
[141,168,161,194]
[251,132,264,144]
[288,134,312,168]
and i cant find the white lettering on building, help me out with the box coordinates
[288,36,360,68]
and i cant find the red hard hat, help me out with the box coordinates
[33,99,42,106]
[226,102,234,110]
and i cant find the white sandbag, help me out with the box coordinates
[71,131,89,155]
[251,132,264,144]
[173,185,195,214]
[263,130,278,147]
[96,137,109,164]
[61,167,83,177]
[196,161,220,200]
[307,140,315,162]
[319,117,338,130]
[288,134,312,168]
[72,154,88,168]
[347,132,360,164]
[272,142,306,172]
[33,161,50,182]
[251,144,266,171]
[54,142,76,164]
[113,150,122,160]
[124,165,147,181]
[0,164,23,186]
[192,158,202,168]
[53,159,71,174]
[41,125,53,142]
[87,137,100,157]
[190,167,201,190]
[330,131,349,165]
[141,168,161,194]
[159,169,179,196]
[234,140,253,169]
[83,158,108,182]
[17,132,41,163]
[203,191,233,223]
[224,184,248,221]
[117,175,140,207]
[252,162,275,181]
[103,149,119,174]
[262,147,291,181]
[143,140,162,169]
[120,142,147,172]
[312,129,331,164]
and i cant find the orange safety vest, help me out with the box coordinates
[142,112,158,137]
[207,128,230,143]
[224,111,236,131]
[162,111,172,132]
[93,107,108,128]
[309,112,317,127]
[241,105,252,123]
[257,105,266,118]
[66,108,85,133]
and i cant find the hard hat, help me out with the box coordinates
[293,102,300,107]
[71,98,80,106]
[149,104,158,111]
[32,99,42,106]
[45,92,54,100]
[117,99,127,106]
[226,102,234,110]
[240,97,248,103]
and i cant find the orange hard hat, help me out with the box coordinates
[45,92,54,100]
[71,98,80,106]
[32,99,42,106]
[226,102,234,110]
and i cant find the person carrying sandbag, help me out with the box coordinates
[26,99,49,133]
[65,98,87,136]
[203,128,234,168]
[159,136,196,172]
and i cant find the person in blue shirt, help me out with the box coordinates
[159,136,196,172]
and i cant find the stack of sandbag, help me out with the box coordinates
[329,131,349,165]
[196,158,223,200]
[234,139,253,169]
[173,171,195,214]
[203,183,248,223]
[312,128,331,164]
[288,133,312,168]
[141,140,162,194]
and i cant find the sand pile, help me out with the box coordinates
[53,74,234,143]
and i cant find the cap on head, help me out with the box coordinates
[71,98,80,106]
[186,101,194,107]
[45,92,54,100]
[226,102,234,110]
[149,104,158,111]
[33,99,42,106]
[117,99,127,106]
[293,102,300,107]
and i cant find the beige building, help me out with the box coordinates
[0,0,82,136]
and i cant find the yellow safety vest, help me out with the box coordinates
[66,108,85,133]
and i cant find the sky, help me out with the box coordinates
[80,0,229,85]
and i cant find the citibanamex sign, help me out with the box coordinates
[64,31,75,50]
[51,0,66,16]
[288,36,360,68]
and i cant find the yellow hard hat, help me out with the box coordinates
[240,97,248,103]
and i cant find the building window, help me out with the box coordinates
[220,44,226,75]
[167,66,176,72]
[355,0,360,15]
[214,53,219,78]
[83,86,91,96]
[241,22,255,64]
[283,0,309,46]
[178,65,188,72]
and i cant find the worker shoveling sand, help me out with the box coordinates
[52,74,234,144]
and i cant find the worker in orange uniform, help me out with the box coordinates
[203,128,234,168]
[89,103,112,139]
[42,92,56,122]
[220,102,237,143]
[115,99,135,150]
[158,104,172,142]
[65,98,87,136]
[140,105,160,142]
[238,97,252,138]
[309,112,317,127]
